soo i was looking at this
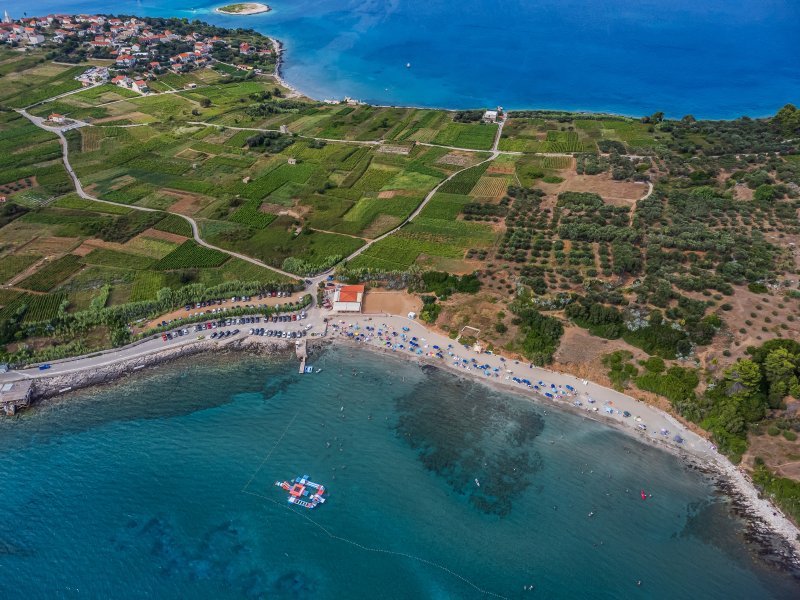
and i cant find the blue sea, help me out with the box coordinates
[4,0,799,118]
[0,348,797,598]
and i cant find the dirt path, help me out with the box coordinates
[6,257,51,287]
[16,108,298,282]
[630,180,653,225]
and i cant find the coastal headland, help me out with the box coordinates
[215,3,271,15]
[1,11,800,586]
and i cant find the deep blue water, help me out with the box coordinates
[4,0,799,117]
[0,347,797,598]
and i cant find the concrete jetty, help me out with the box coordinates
[296,339,308,373]
[1,380,33,415]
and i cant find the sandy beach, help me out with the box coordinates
[326,313,800,561]
[2,307,799,564]
[215,3,271,16]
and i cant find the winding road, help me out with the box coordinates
[20,92,511,294]
[20,82,519,293]
[17,109,299,280]
[308,116,508,281]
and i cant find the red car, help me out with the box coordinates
[161,334,168,342]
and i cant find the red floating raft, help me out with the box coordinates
[275,475,327,509]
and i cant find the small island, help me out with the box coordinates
[215,3,271,15]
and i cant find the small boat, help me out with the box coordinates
[474,478,480,487]
[315,368,322,373]
[640,490,647,500]
[406,62,411,68]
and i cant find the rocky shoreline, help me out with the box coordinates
[268,36,303,99]
[26,337,328,407]
[13,334,800,576]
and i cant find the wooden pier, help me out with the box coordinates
[296,339,308,373]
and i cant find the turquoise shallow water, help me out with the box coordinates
[0,347,797,598]
[3,0,799,117]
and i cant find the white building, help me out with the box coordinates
[332,285,365,312]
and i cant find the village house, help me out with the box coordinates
[25,32,45,45]
[132,79,149,93]
[482,110,498,124]
[111,74,133,88]
[171,51,195,64]
[115,54,135,67]
[48,113,66,124]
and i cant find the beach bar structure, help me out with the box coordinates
[332,284,365,312]
[1,380,33,415]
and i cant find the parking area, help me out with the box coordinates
[158,311,311,344]
[137,291,303,333]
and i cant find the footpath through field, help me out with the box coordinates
[15,108,298,281]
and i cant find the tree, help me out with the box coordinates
[774,104,800,134]
[724,358,762,394]
[753,184,776,203]
[763,347,800,407]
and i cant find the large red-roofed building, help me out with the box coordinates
[333,285,365,312]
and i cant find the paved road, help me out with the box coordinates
[16,109,299,281]
[0,316,314,382]
[298,118,510,294]
[25,82,103,109]
[1,298,713,472]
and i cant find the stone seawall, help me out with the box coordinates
[28,337,329,405]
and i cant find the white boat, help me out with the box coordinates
[406,62,411,68]
[474,478,480,487]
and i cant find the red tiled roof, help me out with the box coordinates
[338,285,365,303]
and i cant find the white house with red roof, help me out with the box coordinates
[333,285,365,312]
[132,79,149,93]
